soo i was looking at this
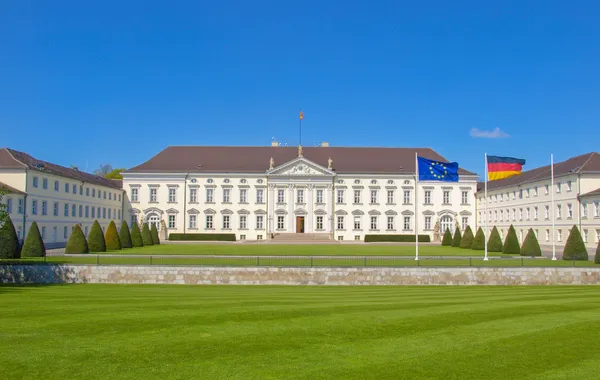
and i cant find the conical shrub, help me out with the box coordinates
[141,223,153,246]
[441,228,453,246]
[471,227,485,250]
[595,240,600,264]
[119,221,132,248]
[451,227,462,247]
[150,223,160,245]
[131,221,143,247]
[563,225,588,261]
[459,226,474,249]
[521,228,542,257]
[21,221,46,257]
[65,225,89,254]
[503,225,520,255]
[105,221,121,251]
[88,220,106,252]
[488,227,503,252]
[0,216,20,259]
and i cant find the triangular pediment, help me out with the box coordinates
[267,157,334,176]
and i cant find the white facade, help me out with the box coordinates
[123,156,478,241]
[476,173,600,249]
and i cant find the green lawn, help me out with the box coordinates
[1,285,600,379]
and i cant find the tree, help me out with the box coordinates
[104,221,121,251]
[459,226,474,249]
[105,168,126,180]
[21,221,46,257]
[488,227,503,252]
[65,225,89,254]
[563,225,588,261]
[441,228,453,246]
[150,223,160,245]
[131,221,144,247]
[521,228,542,257]
[0,216,20,259]
[141,223,154,246]
[503,225,521,255]
[94,164,113,177]
[595,239,600,264]
[88,220,106,252]
[119,221,132,249]
[0,186,8,227]
[451,227,462,247]
[471,227,485,250]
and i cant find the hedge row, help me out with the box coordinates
[169,233,236,241]
[364,234,431,243]
[64,221,160,254]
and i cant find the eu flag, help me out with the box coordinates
[417,157,459,182]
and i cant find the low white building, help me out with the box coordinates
[122,143,478,241]
[475,152,600,249]
[0,148,125,248]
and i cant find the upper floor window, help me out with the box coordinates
[54,180,59,191]
[296,189,304,203]
[32,177,39,188]
[354,190,361,204]
[72,184,77,194]
[567,203,573,218]
[256,189,264,203]
[533,186,538,196]
[168,188,177,203]
[403,190,411,205]
[424,190,431,204]
[131,188,139,202]
[206,188,214,203]
[443,190,450,204]
[92,189,96,197]
[240,188,248,203]
[277,189,285,203]
[544,185,549,194]
[316,189,323,203]
[461,191,469,205]
[370,190,377,204]
[222,188,231,203]
[64,183,69,193]
[149,188,157,202]
[31,200,38,215]
[42,178,48,189]
[566,181,572,192]
[6,198,12,213]
[189,188,197,203]
[337,189,344,204]
[556,182,561,193]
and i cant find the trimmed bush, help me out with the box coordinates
[105,221,121,251]
[131,221,143,247]
[150,224,160,245]
[0,216,20,259]
[471,227,485,250]
[141,223,154,246]
[364,234,431,243]
[563,225,588,261]
[169,233,237,242]
[503,225,520,255]
[21,221,46,257]
[451,227,462,247]
[488,227,503,252]
[521,228,542,257]
[441,228,453,246]
[88,220,106,252]
[595,240,600,264]
[119,221,132,249]
[459,226,474,249]
[65,225,89,254]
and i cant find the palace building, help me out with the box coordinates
[121,143,478,241]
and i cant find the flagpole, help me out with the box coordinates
[484,153,489,261]
[551,153,557,260]
[299,108,302,146]
[415,152,419,261]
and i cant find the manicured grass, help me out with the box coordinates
[1,285,600,379]
[98,243,506,256]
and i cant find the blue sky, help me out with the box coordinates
[1,0,599,177]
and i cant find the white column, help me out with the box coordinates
[288,184,294,231]
[307,184,314,232]
[268,185,275,234]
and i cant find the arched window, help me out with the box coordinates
[147,213,161,231]
[440,215,453,234]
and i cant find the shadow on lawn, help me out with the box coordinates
[0,264,81,285]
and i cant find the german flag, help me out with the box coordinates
[487,155,526,181]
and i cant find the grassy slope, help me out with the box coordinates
[2,285,600,379]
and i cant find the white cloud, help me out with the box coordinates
[469,127,510,139]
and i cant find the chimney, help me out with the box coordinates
[321,141,329,147]
[271,141,279,147]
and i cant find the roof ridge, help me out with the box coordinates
[576,152,598,173]
[3,148,28,168]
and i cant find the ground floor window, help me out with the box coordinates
[337,216,344,230]
[240,234,246,240]
[257,235,263,240]
[316,216,323,230]
[461,217,468,230]
[189,215,197,229]
[557,229,562,242]
[354,216,361,230]
[148,214,160,231]
[239,215,247,229]
[64,226,68,239]
[277,216,285,230]
[403,216,411,231]
[440,215,453,234]
[583,229,588,242]
[256,215,264,229]
[168,215,176,229]
[337,236,344,241]
[387,216,394,230]
[41,226,46,239]
[223,215,230,229]
[206,215,213,229]
[545,229,550,242]
[85,226,89,236]
[424,216,431,230]
[354,235,361,241]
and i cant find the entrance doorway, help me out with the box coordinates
[296,216,305,233]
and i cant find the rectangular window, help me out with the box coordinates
[277,189,285,203]
[257,235,263,240]
[240,235,246,241]
[462,217,468,230]
[403,190,411,205]
[256,189,264,203]
[64,183,69,193]
[595,202,600,217]
[277,216,285,230]
[557,229,562,242]
[131,188,138,202]
[85,226,88,236]
[150,188,157,202]
[92,207,96,218]
[72,205,76,217]
[222,215,230,229]
[102,207,106,219]
[583,229,588,243]
[355,235,361,241]
[240,189,248,203]
[424,190,431,204]
[40,201,46,216]
[354,190,361,204]
[79,205,83,218]
[526,208,530,220]
[54,180,59,191]
[544,185,549,194]
[370,216,377,230]
[316,189,323,203]
[118,210,121,220]
[33,177,38,188]
[109,192,112,200]
[337,236,344,241]
[80,186,83,195]
[97,207,101,219]
[534,206,538,220]
[256,215,264,229]
[31,200,38,215]
[205,215,213,229]
[370,190,378,204]
[526,188,530,198]
[533,186,538,196]
[85,206,89,218]
[92,189,96,197]
[354,216,361,230]
[239,215,247,229]
[545,205,550,219]
[519,208,523,220]
[556,182,561,193]
[389,190,396,205]
[223,188,231,203]
[206,188,214,203]
[296,189,304,203]
[190,188,197,203]
[168,215,176,229]
[316,216,323,230]
[443,190,450,204]
[461,191,469,205]
[425,216,431,230]
[545,229,550,242]
[387,216,394,230]
[404,216,411,231]
[102,190,105,198]
[42,178,48,189]
[106,209,111,219]
[6,198,12,214]
[582,203,588,218]
[567,181,572,192]
[73,185,77,194]
[337,216,344,230]
[519,189,523,199]
[86,188,89,196]
[567,203,573,218]
[189,215,197,229]
[557,204,562,219]
[337,189,345,204]
[64,226,68,239]
[168,188,176,202]
[40,226,46,239]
